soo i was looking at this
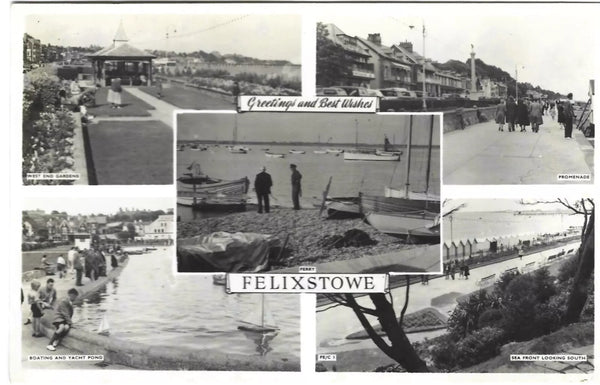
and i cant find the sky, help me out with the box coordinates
[321,4,597,100]
[26,14,302,63]
[177,113,441,146]
[23,197,173,216]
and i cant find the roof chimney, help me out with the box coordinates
[367,33,382,46]
[398,41,413,52]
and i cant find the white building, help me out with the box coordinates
[143,214,174,241]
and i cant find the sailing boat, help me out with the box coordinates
[343,119,400,161]
[363,115,440,241]
[238,295,279,333]
[314,134,328,154]
[97,314,110,336]
[384,115,439,200]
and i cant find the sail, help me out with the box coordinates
[97,314,110,336]
[238,295,279,332]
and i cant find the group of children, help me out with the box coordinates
[25,278,79,351]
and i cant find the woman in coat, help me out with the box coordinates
[495,100,507,131]
[505,96,517,132]
[107,78,123,108]
[557,99,565,129]
[529,99,543,133]
[516,98,530,132]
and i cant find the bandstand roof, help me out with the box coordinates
[88,22,156,60]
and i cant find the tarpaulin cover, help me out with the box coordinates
[177,232,281,273]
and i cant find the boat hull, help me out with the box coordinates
[265,152,285,158]
[361,195,440,214]
[178,177,249,195]
[177,196,247,212]
[344,152,400,161]
[365,212,440,240]
[384,187,441,201]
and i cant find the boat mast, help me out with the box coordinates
[404,115,413,199]
[233,114,238,145]
[425,115,434,194]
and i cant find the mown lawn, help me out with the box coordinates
[22,245,72,272]
[138,85,234,110]
[87,88,154,117]
[86,120,173,185]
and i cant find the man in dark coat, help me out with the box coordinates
[290,164,302,210]
[563,93,575,138]
[254,166,273,214]
[73,249,84,286]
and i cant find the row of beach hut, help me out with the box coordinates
[443,231,577,262]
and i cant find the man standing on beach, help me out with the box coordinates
[254,166,273,214]
[290,164,302,210]
[46,288,78,351]
[563,93,575,139]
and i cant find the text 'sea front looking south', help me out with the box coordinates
[176,112,442,274]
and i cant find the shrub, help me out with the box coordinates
[557,253,580,283]
[447,290,499,339]
[454,327,506,368]
[477,308,504,329]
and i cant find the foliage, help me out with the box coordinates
[447,290,499,339]
[557,253,579,283]
[477,308,504,329]
[431,327,506,371]
[316,22,351,87]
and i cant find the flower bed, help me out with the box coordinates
[186,76,301,96]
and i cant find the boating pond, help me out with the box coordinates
[177,144,440,221]
[72,247,300,358]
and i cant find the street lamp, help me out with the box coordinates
[515,65,524,100]
[421,22,427,111]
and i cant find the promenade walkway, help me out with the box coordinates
[444,116,594,184]
[316,240,579,353]
[115,87,177,128]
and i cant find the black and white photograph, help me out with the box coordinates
[21,14,300,185]
[316,11,595,185]
[315,198,594,373]
[20,197,300,371]
[176,112,441,273]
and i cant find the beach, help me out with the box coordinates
[177,207,417,268]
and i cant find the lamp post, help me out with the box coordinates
[421,22,427,111]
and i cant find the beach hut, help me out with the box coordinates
[465,239,474,257]
[471,238,489,257]
[443,243,451,263]
[459,240,468,259]
[450,241,460,260]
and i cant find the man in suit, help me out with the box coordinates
[46,288,79,351]
[73,249,84,286]
[254,166,273,214]
[290,164,302,210]
[563,93,575,139]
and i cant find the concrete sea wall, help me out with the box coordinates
[443,106,497,133]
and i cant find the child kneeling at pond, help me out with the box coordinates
[46,288,79,351]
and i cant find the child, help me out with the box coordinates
[47,288,79,351]
[27,280,44,337]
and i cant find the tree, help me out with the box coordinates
[323,278,429,372]
[316,22,351,87]
[520,198,594,324]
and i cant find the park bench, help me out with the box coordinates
[477,273,496,287]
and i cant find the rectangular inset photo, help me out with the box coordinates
[21,13,300,185]
[21,197,300,371]
[316,15,594,185]
[316,198,593,373]
[176,112,441,274]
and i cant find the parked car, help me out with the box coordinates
[316,87,348,96]
[380,88,416,99]
[366,89,384,98]
[337,86,370,96]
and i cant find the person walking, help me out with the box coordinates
[290,164,302,210]
[73,249,84,286]
[46,288,79,351]
[450,263,456,280]
[464,264,470,280]
[67,247,76,274]
[506,96,517,132]
[495,99,507,131]
[254,166,273,214]
[517,98,530,132]
[563,93,575,139]
[232,81,241,106]
[557,99,565,130]
[107,78,122,108]
[529,98,543,133]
